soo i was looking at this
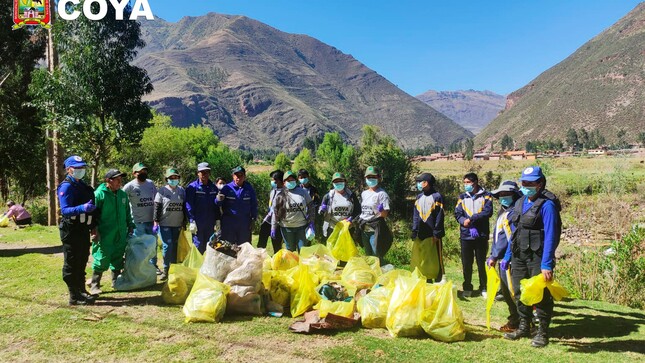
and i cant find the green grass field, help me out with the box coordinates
[1,226,643,362]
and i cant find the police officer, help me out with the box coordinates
[58,155,96,305]
[454,172,494,298]
[216,166,258,244]
[122,162,159,273]
[185,162,221,253]
[504,166,561,348]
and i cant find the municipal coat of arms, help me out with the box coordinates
[13,0,51,30]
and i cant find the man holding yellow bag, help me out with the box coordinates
[410,173,445,283]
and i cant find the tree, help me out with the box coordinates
[315,132,358,185]
[638,132,645,147]
[293,149,319,186]
[615,129,628,150]
[31,1,153,186]
[463,138,474,160]
[274,153,291,173]
[566,128,580,151]
[579,128,590,149]
[500,134,514,151]
[0,1,47,203]
[358,125,416,217]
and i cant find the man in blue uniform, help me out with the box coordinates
[185,162,221,253]
[58,155,96,305]
[454,172,494,298]
[504,166,561,348]
[216,166,258,244]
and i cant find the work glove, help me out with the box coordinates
[319,203,328,214]
[82,200,96,213]
[189,221,197,234]
[152,224,159,235]
[345,216,353,223]
[377,203,385,213]
[487,257,496,267]
[410,231,418,239]
[469,227,480,238]
[216,193,225,202]
[500,259,510,271]
[270,228,277,239]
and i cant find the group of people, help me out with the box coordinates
[56,155,560,347]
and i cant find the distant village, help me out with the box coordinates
[411,144,645,162]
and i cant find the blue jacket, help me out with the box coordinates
[411,190,445,239]
[216,181,258,224]
[491,206,516,261]
[185,179,220,224]
[58,175,95,220]
[454,188,494,240]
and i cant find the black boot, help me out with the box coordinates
[68,286,88,306]
[111,269,121,287]
[78,281,96,304]
[531,320,549,347]
[89,272,102,296]
[504,318,531,340]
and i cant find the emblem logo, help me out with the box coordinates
[13,0,51,30]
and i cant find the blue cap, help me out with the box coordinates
[64,155,87,168]
[520,166,544,182]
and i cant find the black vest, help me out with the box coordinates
[510,190,561,255]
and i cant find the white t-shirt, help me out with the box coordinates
[325,190,355,226]
[123,179,157,223]
[281,187,312,228]
[359,187,390,222]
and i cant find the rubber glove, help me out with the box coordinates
[487,257,496,267]
[410,231,418,239]
[345,216,353,223]
[270,228,277,239]
[319,203,328,214]
[469,227,480,238]
[152,224,159,234]
[82,200,96,213]
[377,203,384,213]
[189,221,197,234]
[500,259,510,271]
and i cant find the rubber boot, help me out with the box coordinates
[89,272,102,296]
[68,286,88,306]
[159,268,169,281]
[78,281,96,304]
[504,318,531,340]
[111,269,121,287]
[531,320,549,347]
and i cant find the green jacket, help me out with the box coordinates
[94,183,135,242]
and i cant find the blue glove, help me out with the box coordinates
[487,257,496,267]
[410,231,418,239]
[82,200,96,213]
[469,227,480,238]
[152,225,159,235]
[377,203,385,213]
[345,216,353,223]
[309,222,315,231]
[270,228,277,239]
[500,259,510,271]
[319,203,328,215]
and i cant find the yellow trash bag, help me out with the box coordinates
[183,272,230,323]
[0,215,9,227]
[162,264,198,305]
[177,229,192,263]
[316,299,355,318]
[182,244,204,269]
[386,275,425,337]
[272,249,299,271]
[357,286,391,328]
[420,282,466,342]
[410,237,440,280]
[341,257,378,294]
[327,220,359,262]
[290,265,321,317]
[424,282,441,309]
[520,274,570,306]
[485,265,501,329]
[299,244,338,274]
[376,269,412,288]
[270,270,294,307]
[364,256,382,277]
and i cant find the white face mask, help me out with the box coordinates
[72,168,86,180]
[217,183,226,190]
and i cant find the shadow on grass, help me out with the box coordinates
[95,294,166,307]
[559,339,645,355]
[0,245,63,257]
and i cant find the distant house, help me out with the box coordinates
[473,153,489,161]
[506,150,526,160]
[588,149,606,156]
[526,153,537,160]
[448,153,464,161]
[489,153,502,161]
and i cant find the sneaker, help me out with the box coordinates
[481,290,488,299]
[500,321,519,333]
[495,292,505,301]
[462,290,474,298]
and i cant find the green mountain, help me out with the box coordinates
[135,14,472,151]
[416,90,505,134]
[476,3,645,148]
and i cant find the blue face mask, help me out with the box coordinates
[299,178,309,185]
[520,186,538,197]
[499,196,514,207]
[286,181,297,190]
[366,178,378,188]
[168,179,179,187]
[464,184,474,193]
[416,182,424,191]
[333,182,345,191]
[270,181,277,189]
[72,168,86,180]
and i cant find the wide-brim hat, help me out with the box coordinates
[491,180,520,197]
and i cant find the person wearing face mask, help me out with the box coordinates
[454,172,494,298]
[185,162,221,253]
[410,172,445,283]
[504,166,562,348]
[297,169,320,209]
[486,180,522,333]
[216,166,258,245]
[215,177,227,191]
[89,169,135,296]
[319,172,360,238]
[58,155,97,305]
[122,162,159,273]
[258,170,285,253]
[153,168,188,280]
[355,166,393,261]
[271,171,314,252]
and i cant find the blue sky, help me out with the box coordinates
[150,0,642,96]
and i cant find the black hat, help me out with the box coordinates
[231,166,246,174]
[105,169,127,180]
[297,169,309,177]
[270,170,284,181]
[415,172,436,185]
